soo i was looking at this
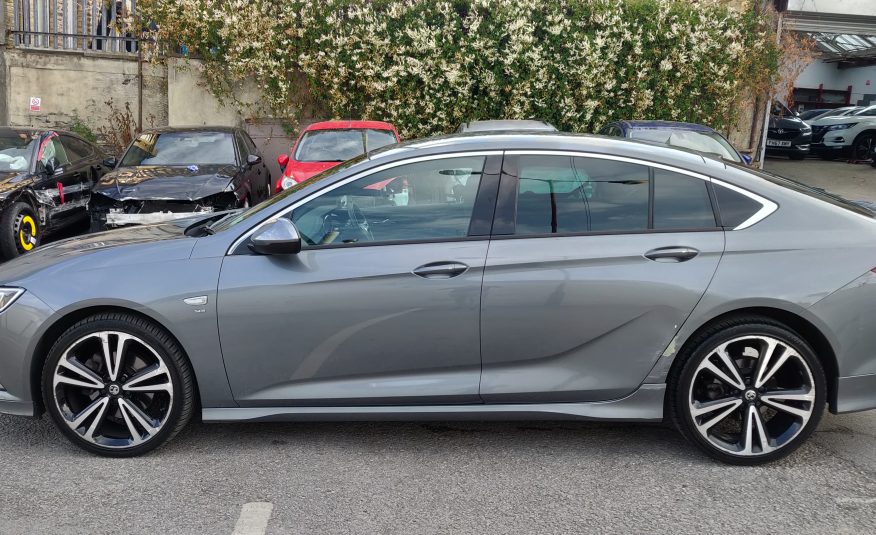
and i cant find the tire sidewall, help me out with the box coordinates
[1,202,40,259]
[42,317,188,457]
[674,322,827,465]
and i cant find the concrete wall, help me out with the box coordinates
[1,48,167,132]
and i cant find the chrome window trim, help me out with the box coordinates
[226,151,503,255]
[503,149,712,181]
[505,150,776,231]
[711,178,778,230]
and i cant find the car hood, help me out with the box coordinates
[810,115,876,126]
[0,170,35,196]
[94,164,237,201]
[769,115,808,129]
[0,219,198,285]
[285,161,340,181]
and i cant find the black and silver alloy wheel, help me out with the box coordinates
[671,319,826,465]
[44,314,194,456]
[52,331,173,448]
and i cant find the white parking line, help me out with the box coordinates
[232,502,274,535]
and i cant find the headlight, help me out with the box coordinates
[280,176,296,190]
[801,125,812,132]
[827,123,857,131]
[0,287,24,313]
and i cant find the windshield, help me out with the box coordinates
[629,129,742,163]
[0,132,36,172]
[120,131,236,166]
[208,153,370,233]
[294,129,397,162]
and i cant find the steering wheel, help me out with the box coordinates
[346,200,374,242]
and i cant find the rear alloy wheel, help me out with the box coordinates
[671,320,825,464]
[852,133,875,162]
[43,314,194,456]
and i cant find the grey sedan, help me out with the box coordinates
[0,133,874,464]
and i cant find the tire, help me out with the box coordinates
[42,313,195,457]
[852,133,876,161]
[668,317,826,465]
[788,153,806,161]
[0,201,41,260]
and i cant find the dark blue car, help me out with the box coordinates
[598,120,752,165]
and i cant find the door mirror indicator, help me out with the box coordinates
[249,218,302,255]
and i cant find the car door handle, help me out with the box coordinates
[644,246,699,263]
[412,262,469,279]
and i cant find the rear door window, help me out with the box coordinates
[653,169,717,229]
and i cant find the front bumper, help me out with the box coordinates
[0,291,56,418]
[105,209,213,227]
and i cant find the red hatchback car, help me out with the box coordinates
[275,120,401,192]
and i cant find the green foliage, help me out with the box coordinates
[142,0,779,138]
[68,115,97,143]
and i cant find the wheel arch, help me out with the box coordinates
[29,304,201,416]
[666,306,839,412]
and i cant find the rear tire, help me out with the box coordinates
[42,313,195,457]
[0,201,40,260]
[668,317,826,465]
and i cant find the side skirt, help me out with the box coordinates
[202,384,665,423]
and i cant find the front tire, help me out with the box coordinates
[788,153,806,161]
[0,201,41,260]
[852,133,875,162]
[42,313,195,457]
[669,318,825,465]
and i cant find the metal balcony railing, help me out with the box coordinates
[11,0,139,54]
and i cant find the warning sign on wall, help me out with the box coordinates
[29,97,41,112]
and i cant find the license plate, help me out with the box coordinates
[767,140,792,147]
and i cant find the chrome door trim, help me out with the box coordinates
[226,151,504,255]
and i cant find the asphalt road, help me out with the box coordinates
[2,157,876,534]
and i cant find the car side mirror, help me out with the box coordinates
[277,153,289,168]
[741,154,753,166]
[247,154,262,166]
[103,157,117,169]
[249,218,302,255]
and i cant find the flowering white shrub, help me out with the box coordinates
[143,0,777,138]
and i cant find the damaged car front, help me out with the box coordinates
[90,128,269,230]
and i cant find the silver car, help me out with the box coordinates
[0,133,874,464]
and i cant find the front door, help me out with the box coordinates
[480,153,725,403]
[218,153,501,406]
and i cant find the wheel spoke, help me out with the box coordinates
[761,388,814,403]
[100,332,129,382]
[118,398,159,444]
[123,363,172,394]
[69,395,109,429]
[691,397,741,418]
[55,357,105,390]
[703,347,745,390]
[761,396,812,420]
[741,405,773,455]
[695,398,742,433]
[754,339,795,389]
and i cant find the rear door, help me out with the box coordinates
[480,152,724,403]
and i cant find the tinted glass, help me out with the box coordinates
[653,169,716,229]
[295,129,397,162]
[234,133,249,161]
[713,183,762,228]
[289,156,484,246]
[120,132,236,166]
[514,155,649,235]
[242,131,258,154]
[0,132,37,171]
[40,137,70,166]
[60,135,94,161]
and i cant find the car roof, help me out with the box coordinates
[618,120,717,133]
[304,120,397,132]
[457,120,558,132]
[365,131,722,175]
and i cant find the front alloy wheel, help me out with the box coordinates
[672,320,825,464]
[44,314,194,456]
